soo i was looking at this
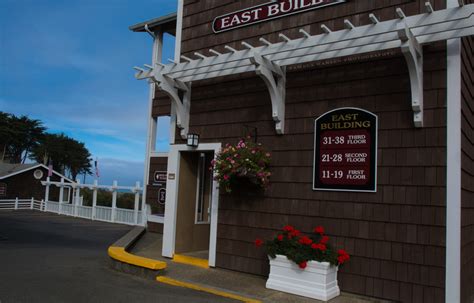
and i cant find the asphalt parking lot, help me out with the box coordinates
[0,211,231,303]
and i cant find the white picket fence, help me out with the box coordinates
[0,178,147,226]
[0,198,43,211]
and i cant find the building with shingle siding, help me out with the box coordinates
[0,163,73,202]
[130,1,473,302]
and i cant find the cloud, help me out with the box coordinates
[0,0,176,168]
[85,157,144,186]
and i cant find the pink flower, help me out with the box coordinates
[223,175,229,180]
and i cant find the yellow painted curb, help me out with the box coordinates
[156,276,262,303]
[173,254,209,269]
[108,246,167,270]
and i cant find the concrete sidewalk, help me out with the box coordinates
[130,232,390,303]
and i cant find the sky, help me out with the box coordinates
[0,0,176,185]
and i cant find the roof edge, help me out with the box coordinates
[129,12,177,33]
[0,163,75,183]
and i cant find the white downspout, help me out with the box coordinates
[169,0,184,145]
[142,25,163,227]
[445,1,462,302]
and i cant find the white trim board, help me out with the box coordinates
[162,143,221,267]
[445,30,462,303]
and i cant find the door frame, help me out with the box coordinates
[162,143,221,267]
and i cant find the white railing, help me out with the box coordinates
[76,205,92,219]
[1,179,147,227]
[0,198,43,211]
[40,178,146,226]
[95,206,112,222]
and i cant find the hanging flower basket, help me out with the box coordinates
[211,138,271,193]
[255,225,350,301]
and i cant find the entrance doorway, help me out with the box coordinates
[174,151,213,259]
[162,143,221,267]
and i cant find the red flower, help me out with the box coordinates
[311,243,327,251]
[289,229,301,237]
[298,261,307,269]
[337,249,350,264]
[314,226,324,235]
[283,225,294,232]
[254,238,263,247]
[320,235,329,244]
[298,236,313,245]
[277,234,284,241]
[338,256,346,264]
[338,249,348,255]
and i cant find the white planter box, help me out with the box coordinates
[266,254,340,301]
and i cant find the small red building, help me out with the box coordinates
[0,163,73,202]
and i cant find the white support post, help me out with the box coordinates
[445,0,462,300]
[133,181,140,225]
[58,178,64,214]
[44,177,50,211]
[41,199,44,211]
[14,197,18,210]
[74,179,80,217]
[111,180,117,223]
[398,23,424,127]
[152,72,192,139]
[92,180,98,220]
[250,52,286,134]
[30,197,34,210]
[141,190,147,226]
[142,28,163,229]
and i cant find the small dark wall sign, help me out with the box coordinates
[313,108,378,192]
[158,188,166,205]
[153,171,167,186]
[0,183,6,197]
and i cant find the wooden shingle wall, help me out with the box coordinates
[145,1,457,302]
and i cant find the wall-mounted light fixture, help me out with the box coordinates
[186,133,199,147]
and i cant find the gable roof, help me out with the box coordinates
[0,163,74,183]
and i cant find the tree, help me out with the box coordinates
[0,112,46,163]
[30,133,92,180]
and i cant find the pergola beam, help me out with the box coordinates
[134,4,474,131]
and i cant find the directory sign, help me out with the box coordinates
[313,108,377,192]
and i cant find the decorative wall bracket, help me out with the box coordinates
[398,23,424,127]
[153,72,192,139]
[250,52,286,134]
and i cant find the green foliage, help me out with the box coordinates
[80,188,138,210]
[0,111,92,180]
[211,138,271,193]
[30,133,92,180]
[0,112,46,163]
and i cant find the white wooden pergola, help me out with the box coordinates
[135,3,473,138]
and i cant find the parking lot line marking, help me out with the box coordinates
[156,276,262,303]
